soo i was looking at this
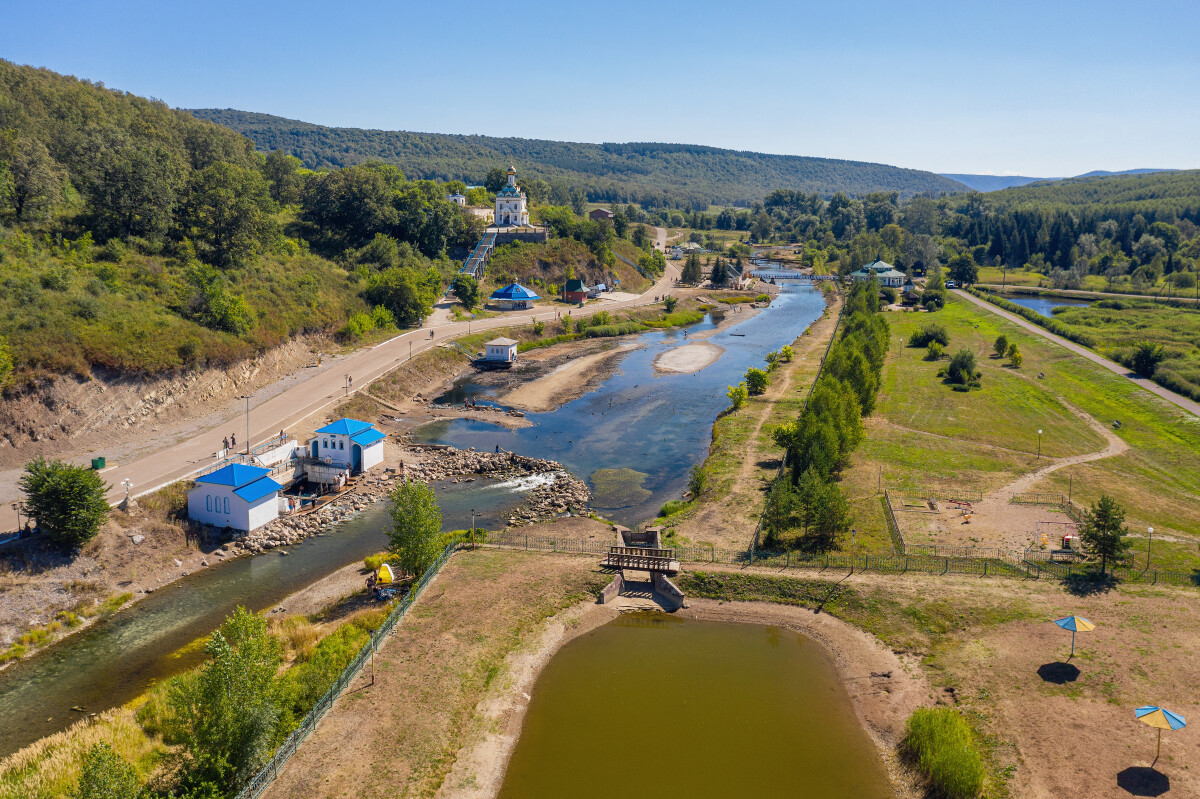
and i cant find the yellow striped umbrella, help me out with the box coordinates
[1136,706,1187,761]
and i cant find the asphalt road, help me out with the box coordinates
[1,233,677,532]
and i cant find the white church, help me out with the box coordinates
[494,165,530,227]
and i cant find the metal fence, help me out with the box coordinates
[1011,492,1066,505]
[886,486,985,503]
[1026,557,1200,588]
[233,535,463,799]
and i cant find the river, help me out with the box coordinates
[416,282,827,524]
[1003,294,1092,317]
[0,282,825,757]
[497,614,893,798]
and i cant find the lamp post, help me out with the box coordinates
[470,508,476,551]
[1147,527,1154,570]
[243,396,251,456]
[1037,429,1043,460]
[12,503,21,534]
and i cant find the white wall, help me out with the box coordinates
[360,441,384,471]
[187,484,278,532]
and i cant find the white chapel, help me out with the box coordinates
[494,165,529,226]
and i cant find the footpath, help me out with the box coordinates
[0,247,677,532]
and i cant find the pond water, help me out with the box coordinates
[417,283,827,524]
[0,478,534,757]
[1003,294,1091,318]
[497,614,894,799]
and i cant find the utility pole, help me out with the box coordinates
[1147,527,1154,570]
[244,396,251,455]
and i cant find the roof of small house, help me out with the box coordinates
[233,475,284,503]
[854,259,899,275]
[487,337,519,346]
[316,418,375,437]
[195,463,271,488]
[350,428,386,447]
[490,283,540,301]
[564,278,586,293]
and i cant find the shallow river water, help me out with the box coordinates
[497,614,894,799]
[418,282,827,524]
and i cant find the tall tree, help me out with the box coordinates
[75,743,140,799]
[181,162,276,268]
[387,480,443,576]
[1080,494,1131,575]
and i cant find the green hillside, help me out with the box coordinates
[187,109,969,208]
[985,169,1200,210]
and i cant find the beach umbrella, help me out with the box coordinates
[1053,616,1095,658]
[1136,706,1187,761]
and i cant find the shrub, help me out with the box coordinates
[663,295,679,312]
[745,367,770,395]
[532,319,546,336]
[993,334,1009,358]
[947,348,977,385]
[726,382,748,410]
[925,341,944,361]
[902,707,986,799]
[76,742,140,799]
[779,345,794,362]
[687,464,708,498]
[755,293,770,302]
[765,350,781,370]
[658,499,688,517]
[880,286,898,305]
[584,321,645,338]
[908,323,949,348]
[1130,341,1166,378]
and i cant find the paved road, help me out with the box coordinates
[954,289,1200,418]
[974,284,1200,305]
[1,252,679,532]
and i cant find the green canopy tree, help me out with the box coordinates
[1080,494,1132,575]
[18,457,109,548]
[74,743,140,799]
[452,274,481,311]
[387,480,443,576]
[180,162,276,268]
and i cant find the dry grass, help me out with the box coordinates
[0,709,161,799]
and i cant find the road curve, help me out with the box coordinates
[953,289,1200,418]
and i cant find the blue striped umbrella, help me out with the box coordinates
[1136,706,1187,761]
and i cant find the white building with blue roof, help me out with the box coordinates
[306,418,386,474]
[188,463,283,532]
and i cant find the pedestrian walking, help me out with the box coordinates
[231,432,236,448]
[222,436,229,451]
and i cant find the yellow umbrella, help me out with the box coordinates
[1136,706,1187,761]
[1053,616,1095,658]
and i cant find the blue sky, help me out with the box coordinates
[2,0,1197,175]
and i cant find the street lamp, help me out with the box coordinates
[242,395,251,456]
[12,503,21,534]
[1147,527,1154,570]
[1037,429,1043,460]
[470,508,476,551]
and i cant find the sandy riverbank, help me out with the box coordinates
[438,594,927,799]
[653,341,724,373]
[502,345,635,412]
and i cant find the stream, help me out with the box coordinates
[0,282,826,758]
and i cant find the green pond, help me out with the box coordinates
[498,614,894,799]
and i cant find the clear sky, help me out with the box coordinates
[2,0,1196,176]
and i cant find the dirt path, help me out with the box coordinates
[992,400,1129,498]
[954,289,1200,418]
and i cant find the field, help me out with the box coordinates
[975,265,1196,299]
[840,296,1200,570]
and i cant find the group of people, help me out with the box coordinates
[462,397,482,409]
[222,433,236,452]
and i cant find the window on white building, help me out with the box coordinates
[224,497,230,514]
[206,495,212,512]
[339,440,344,450]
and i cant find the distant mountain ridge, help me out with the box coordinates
[188,109,971,208]
[944,168,1175,193]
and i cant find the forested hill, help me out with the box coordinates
[188,109,969,208]
[985,169,1200,210]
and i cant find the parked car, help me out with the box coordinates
[945,280,958,289]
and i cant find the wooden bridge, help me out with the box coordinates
[600,546,680,575]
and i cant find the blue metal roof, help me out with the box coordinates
[232,475,283,503]
[350,428,386,447]
[497,185,521,197]
[315,418,374,436]
[490,283,540,301]
[196,463,271,487]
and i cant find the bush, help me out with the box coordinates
[993,334,1008,358]
[18,457,109,548]
[663,295,679,312]
[584,321,645,338]
[880,286,898,305]
[947,348,977,385]
[658,499,688,518]
[779,345,794,362]
[925,341,944,361]
[903,707,986,799]
[908,323,949,348]
[532,319,545,336]
[745,367,770,395]
[754,293,770,302]
[726,382,748,410]
[1130,341,1166,378]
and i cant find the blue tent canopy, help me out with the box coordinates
[490,283,540,301]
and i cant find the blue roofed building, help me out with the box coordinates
[306,418,386,474]
[188,463,283,532]
[489,282,541,310]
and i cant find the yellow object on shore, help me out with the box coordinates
[377,563,395,584]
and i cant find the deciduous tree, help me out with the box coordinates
[387,480,443,576]
[19,457,109,548]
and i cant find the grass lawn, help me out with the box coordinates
[843,296,1200,570]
